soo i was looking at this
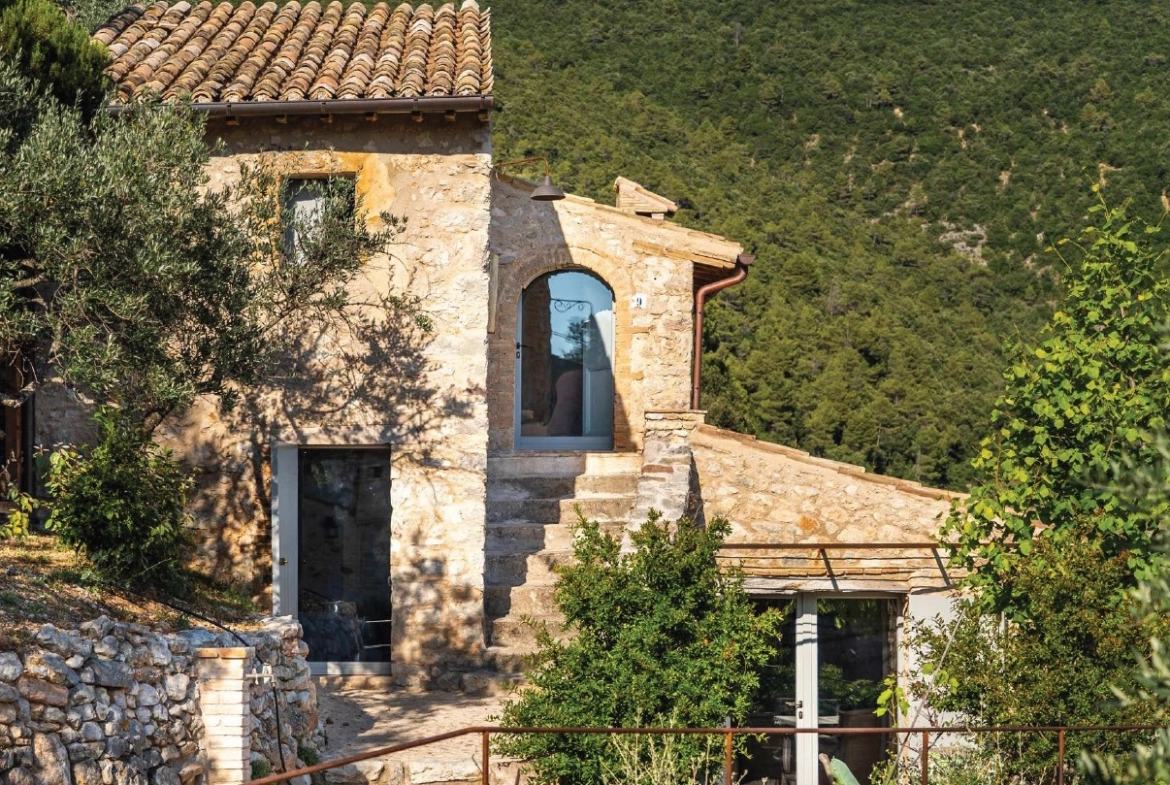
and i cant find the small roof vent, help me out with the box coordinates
[613,176,678,220]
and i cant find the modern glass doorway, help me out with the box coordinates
[743,595,896,785]
[272,446,393,673]
[515,270,615,451]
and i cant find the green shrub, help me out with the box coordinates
[497,512,783,785]
[912,537,1167,783]
[0,0,108,117]
[250,757,272,780]
[297,744,320,766]
[43,407,192,590]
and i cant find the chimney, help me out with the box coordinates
[613,176,678,220]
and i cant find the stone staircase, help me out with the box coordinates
[481,453,641,679]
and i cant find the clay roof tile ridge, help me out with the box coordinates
[220,0,291,102]
[96,0,492,103]
[164,1,252,99]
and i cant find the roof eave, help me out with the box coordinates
[103,94,494,119]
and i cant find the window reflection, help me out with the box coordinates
[518,271,614,446]
[298,448,392,663]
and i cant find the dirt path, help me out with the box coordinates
[317,685,507,764]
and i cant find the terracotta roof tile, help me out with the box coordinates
[93,0,492,104]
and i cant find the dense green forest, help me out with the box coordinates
[490,0,1170,489]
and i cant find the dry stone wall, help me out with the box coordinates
[0,615,318,785]
[691,425,962,593]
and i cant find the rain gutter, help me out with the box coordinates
[691,253,753,411]
[104,94,493,119]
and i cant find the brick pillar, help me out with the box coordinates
[196,647,253,785]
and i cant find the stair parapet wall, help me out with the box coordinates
[629,410,706,527]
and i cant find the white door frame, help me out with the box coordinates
[779,592,900,785]
[271,444,300,619]
[270,440,394,676]
[794,593,820,785]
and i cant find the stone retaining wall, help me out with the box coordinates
[0,615,318,785]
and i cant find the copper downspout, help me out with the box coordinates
[691,253,753,410]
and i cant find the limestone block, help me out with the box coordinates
[0,653,22,682]
[32,732,71,784]
[89,661,133,690]
[17,678,68,708]
[23,652,76,687]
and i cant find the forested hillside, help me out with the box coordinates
[491,0,1170,489]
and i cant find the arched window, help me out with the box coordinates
[515,270,615,451]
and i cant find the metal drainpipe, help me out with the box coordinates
[691,253,754,410]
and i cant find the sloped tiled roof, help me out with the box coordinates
[92,0,492,105]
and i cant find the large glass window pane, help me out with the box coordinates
[741,599,797,784]
[298,448,392,663]
[817,599,894,783]
[518,270,614,449]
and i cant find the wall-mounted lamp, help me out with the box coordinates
[493,156,566,201]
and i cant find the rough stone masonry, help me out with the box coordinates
[0,615,318,785]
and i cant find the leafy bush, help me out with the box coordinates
[1081,440,1170,784]
[496,512,783,785]
[42,407,192,590]
[1081,558,1170,784]
[911,537,1167,783]
[942,199,1170,619]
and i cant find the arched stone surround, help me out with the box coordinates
[488,244,642,452]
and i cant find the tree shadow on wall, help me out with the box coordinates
[178,262,479,595]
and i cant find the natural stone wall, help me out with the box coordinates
[0,615,318,785]
[485,177,741,454]
[691,425,962,593]
[33,113,495,681]
[628,410,705,526]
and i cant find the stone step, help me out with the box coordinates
[485,519,626,553]
[486,473,639,501]
[486,495,635,525]
[482,645,537,675]
[484,550,574,587]
[488,452,642,479]
[489,615,570,648]
[485,583,559,618]
[460,669,523,697]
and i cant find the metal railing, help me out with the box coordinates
[245,723,1165,785]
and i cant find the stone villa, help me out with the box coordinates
[16,2,959,782]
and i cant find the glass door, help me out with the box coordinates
[745,595,895,785]
[297,448,392,665]
[816,598,894,785]
[516,270,615,451]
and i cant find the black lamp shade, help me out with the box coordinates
[531,175,566,201]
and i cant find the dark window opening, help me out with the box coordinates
[0,351,33,504]
[281,176,357,262]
